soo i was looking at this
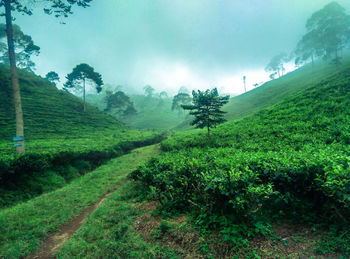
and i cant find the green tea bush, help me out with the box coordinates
[0,132,166,207]
[131,146,350,224]
[132,69,350,245]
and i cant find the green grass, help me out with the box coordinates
[0,144,160,258]
[87,93,187,130]
[0,65,165,207]
[223,59,350,121]
[133,63,350,256]
[0,65,124,141]
[56,182,174,258]
[176,58,350,129]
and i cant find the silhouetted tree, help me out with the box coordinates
[105,91,137,119]
[64,63,103,112]
[265,53,288,78]
[0,0,93,153]
[182,88,229,137]
[172,92,192,117]
[143,85,154,98]
[0,24,40,72]
[45,71,60,86]
[295,2,350,66]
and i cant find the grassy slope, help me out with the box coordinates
[168,62,350,150]
[0,144,160,258]
[223,60,350,121]
[176,59,350,129]
[0,65,124,141]
[0,66,162,208]
[87,93,185,130]
[133,64,350,256]
[56,64,350,258]
[126,95,185,130]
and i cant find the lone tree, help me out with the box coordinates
[182,88,229,137]
[0,24,40,72]
[45,71,60,86]
[64,63,103,112]
[0,0,93,153]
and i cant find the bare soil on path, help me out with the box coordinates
[28,192,112,259]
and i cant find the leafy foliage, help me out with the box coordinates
[45,71,60,86]
[64,63,103,93]
[0,23,40,71]
[171,92,192,113]
[132,61,350,255]
[104,90,137,119]
[0,0,93,17]
[295,1,350,65]
[182,88,229,135]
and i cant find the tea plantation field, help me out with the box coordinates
[0,66,164,207]
[132,64,350,256]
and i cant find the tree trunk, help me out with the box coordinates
[5,0,25,153]
[83,77,86,112]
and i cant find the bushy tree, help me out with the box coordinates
[143,85,154,98]
[0,0,93,153]
[64,63,103,112]
[172,92,192,117]
[45,71,60,86]
[104,90,137,119]
[0,24,40,72]
[182,88,229,136]
[295,2,350,66]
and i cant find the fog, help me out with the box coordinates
[14,0,350,95]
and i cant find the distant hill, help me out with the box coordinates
[176,59,350,129]
[223,59,350,121]
[0,66,124,140]
[87,93,186,130]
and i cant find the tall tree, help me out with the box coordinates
[45,71,60,86]
[265,52,288,79]
[182,88,229,137]
[0,0,93,153]
[295,2,350,65]
[64,63,103,112]
[0,23,40,72]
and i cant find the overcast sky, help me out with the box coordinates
[13,0,350,95]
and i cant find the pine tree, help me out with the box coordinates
[0,0,93,153]
[64,64,103,112]
[182,88,229,137]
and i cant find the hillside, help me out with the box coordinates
[176,59,350,129]
[223,58,350,121]
[0,65,124,140]
[87,93,186,130]
[0,66,163,208]
[133,64,350,256]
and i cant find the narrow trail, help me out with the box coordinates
[29,192,112,259]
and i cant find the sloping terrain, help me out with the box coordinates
[133,64,350,256]
[176,59,350,129]
[223,59,350,121]
[87,93,186,130]
[0,65,123,140]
